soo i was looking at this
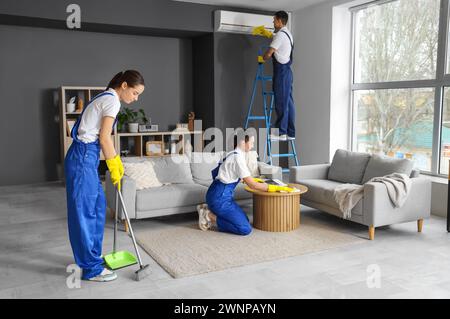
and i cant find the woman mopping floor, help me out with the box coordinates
[198,133,294,235]
[65,70,145,282]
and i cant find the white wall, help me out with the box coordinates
[291,3,334,165]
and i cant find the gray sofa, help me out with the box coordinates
[105,152,282,230]
[290,149,431,240]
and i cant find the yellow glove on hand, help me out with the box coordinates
[257,56,265,64]
[106,155,124,190]
[253,177,265,183]
[267,185,295,193]
[252,25,273,38]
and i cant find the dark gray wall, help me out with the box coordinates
[0,0,274,186]
[214,33,271,133]
[213,33,282,156]
[193,33,272,153]
[0,24,192,186]
[193,34,215,130]
[0,0,217,33]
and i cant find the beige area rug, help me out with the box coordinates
[134,214,365,278]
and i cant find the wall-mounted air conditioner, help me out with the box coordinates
[214,10,291,35]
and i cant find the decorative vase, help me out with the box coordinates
[66,103,75,113]
[128,123,139,133]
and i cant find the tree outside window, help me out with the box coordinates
[352,0,440,172]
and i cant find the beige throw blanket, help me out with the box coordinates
[333,173,412,219]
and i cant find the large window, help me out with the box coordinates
[354,88,435,171]
[351,0,450,176]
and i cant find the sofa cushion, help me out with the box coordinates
[362,154,414,184]
[244,151,260,177]
[136,184,207,212]
[234,183,253,200]
[189,152,224,186]
[124,155,194,184]
[123,161,162,190]
[298,179,345,209]
[328,149,371,184]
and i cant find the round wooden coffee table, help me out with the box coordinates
[245,183,308,232]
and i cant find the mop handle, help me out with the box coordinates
[116,186,145,267]
[114,188,119,254]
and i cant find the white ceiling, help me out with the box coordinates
[173,0,335,12]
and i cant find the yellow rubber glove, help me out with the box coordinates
[252,25,273,38]
[267,185,295,193]
[253,177,265,183]
[106,155,124,190]
[257,56,265,64]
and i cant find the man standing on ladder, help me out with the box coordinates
[253,11,295,141]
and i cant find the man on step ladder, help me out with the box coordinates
[253,11,295,142]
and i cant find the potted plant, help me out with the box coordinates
[117,107,149,133]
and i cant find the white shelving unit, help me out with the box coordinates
[59,86,116,169]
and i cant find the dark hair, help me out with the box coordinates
[233,134,251,149]
[107,70,145,90]
[274,11,289,25]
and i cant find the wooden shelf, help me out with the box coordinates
[116,130,204,157]
[59,86,112,179]
[117,130,203,137]
[59,86,205,179]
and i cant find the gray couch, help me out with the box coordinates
[290,149,431,240]
[105,152,282,230]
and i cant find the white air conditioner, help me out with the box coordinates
[215,10,288,35]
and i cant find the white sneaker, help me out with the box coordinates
[87,268,118,282]
[197,204,211,231]
[269,134,287,141]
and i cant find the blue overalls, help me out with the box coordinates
[273,30,295,138]
[205,152,252,236]
[64,91,116,280]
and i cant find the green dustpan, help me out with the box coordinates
[104,251,138,270]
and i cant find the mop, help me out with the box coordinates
[103,186,150,281]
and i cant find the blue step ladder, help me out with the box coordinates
[244,47,299,174]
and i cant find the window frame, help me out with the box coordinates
[350,0,450,177]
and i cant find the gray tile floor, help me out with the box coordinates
[1,182,450,299]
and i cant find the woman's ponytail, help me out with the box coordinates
[106,70,145,90]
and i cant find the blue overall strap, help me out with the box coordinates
[211,151,238,180]
[70,91,115,141]
[280,30,294,60]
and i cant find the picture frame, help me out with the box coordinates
[66,119,76,137]
[146,141,164,156]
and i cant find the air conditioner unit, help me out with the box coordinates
[215,10,282,35]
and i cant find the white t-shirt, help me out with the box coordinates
[216,148,251,184]
[270,26,293,65]
[77,88,121,143]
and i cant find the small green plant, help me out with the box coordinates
[117,107,149,132]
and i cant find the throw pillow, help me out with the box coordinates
[362,154,414,184]
[123,161,163,190]
[245,151,260,177]
[328,149,371,184]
